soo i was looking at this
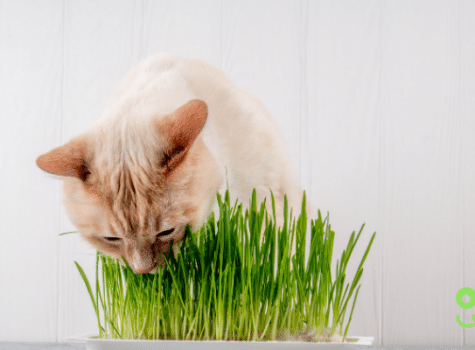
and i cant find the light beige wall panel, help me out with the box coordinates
[0,0,63,341]
[140,0,221,67]
[381,0,462,345]
[460,0,475,346]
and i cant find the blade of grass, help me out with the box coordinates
[74,261,102,334]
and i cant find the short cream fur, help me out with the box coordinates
[36,54,306,274]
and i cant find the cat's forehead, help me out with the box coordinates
[92,123,164,163]
[87,157,167,233]
[104,188,166,237]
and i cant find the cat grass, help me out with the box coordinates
[74,189,376,342]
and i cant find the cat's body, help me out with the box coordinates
[37,54,305,274]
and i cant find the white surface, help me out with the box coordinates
[68,334,374,349]
[1,0,474,346]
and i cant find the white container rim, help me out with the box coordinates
[67,333,374,348]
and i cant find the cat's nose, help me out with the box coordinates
[130,247,154,273]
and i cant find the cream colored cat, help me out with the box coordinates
[36,53,305,274]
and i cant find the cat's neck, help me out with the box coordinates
[169,137,223,230]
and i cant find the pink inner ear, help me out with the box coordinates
[169,99,208,147]
[36,139,90,181]
[156,99,208,170]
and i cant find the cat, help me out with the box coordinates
[36,53,307,274]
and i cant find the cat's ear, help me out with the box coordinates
[156,99,208,171]
[36,138,91,181]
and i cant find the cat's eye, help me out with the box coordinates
[103,237,122,243]
[157,228,175,237]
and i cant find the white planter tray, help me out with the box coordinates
[69,334,373,349]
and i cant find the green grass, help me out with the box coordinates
[73,189,376,342]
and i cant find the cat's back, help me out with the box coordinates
[99,54,303,215]
[106,54,229,106]
[106,54,267,120]
[101,53,286,167]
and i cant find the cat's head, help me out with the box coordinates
[36,99,209,274]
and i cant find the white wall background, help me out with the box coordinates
[1,0,474,346]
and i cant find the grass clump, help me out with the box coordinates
[74,189,376,342]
